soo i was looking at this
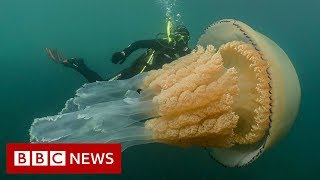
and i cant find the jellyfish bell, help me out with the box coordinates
[29,19,300,168]
[197,19,301,167]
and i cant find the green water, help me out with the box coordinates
[1,0,319,179]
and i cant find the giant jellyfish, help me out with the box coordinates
[30,19,301,167]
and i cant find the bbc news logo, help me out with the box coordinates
[6,144,121,174]
[14,151,114,166]
[14,151,67,166]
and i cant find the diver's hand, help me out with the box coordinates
[111,51,126,64]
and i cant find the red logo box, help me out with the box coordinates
[6,143,121,174]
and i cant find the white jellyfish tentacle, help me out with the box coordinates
[60,73,148,113]
[29,73,157,151]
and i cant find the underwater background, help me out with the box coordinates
[0,0,319,179]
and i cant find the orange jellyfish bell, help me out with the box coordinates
[196,19,301,167]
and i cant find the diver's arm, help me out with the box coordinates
[112,39,168,64]
[122,39,166,57]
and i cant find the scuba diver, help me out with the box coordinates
[46,25,191,83]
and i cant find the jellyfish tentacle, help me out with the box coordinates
[60,73,148,113]
[30,73,158,144]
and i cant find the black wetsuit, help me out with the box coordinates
[70,38,191,82]
[73,61,103,82]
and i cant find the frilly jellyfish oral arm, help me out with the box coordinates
[30,73,156,150]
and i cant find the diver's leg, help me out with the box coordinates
[62,58,104,83]
[70,59,104,83]
[46,48,103,83]
[107,67,136,81]
[117,68,136,80]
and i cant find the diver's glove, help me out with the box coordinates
[111,51,126,64]
[62,58,85,69]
